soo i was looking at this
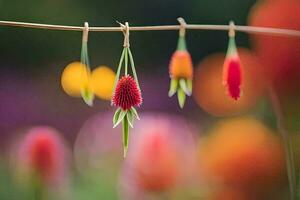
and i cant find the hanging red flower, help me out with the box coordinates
[223,22,243,100]
[223,54,242,100]
[112,32,142,157]
[112,75,142,110]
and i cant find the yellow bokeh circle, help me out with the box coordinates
[91,66,116,100]
[61,62,115,101]
[61,62,89,97]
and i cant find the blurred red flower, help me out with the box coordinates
[120,113,197,199]
[133,131,179,191]
[18,126,67,185]
[249,0,300,94]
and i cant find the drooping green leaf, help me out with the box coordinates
[81,87,94,106]
[128,48,141,90]
[124,47,129,75]
[113,108,121,125]
[122,116,129,157]
[131,107,140,120]
[177,87,186,109]
[187,79,193,95]
[127,110,134,128]
[179,78,191,96]
[112,48,126,95]
[168,79,178,97]
[113,109,127,128]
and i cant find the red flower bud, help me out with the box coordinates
[112,75,142,110]
[223,55,242,100]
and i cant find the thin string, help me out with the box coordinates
[82,22,89,43]
[177,17,187,37]
[0,20,299,37]
[229,21,235,38]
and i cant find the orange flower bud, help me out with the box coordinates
[169,50,193,80]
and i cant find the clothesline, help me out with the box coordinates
[0,20,299,37]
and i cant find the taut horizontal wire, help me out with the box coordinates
[0,20,300,37]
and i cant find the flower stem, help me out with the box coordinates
[124,47,128,75]
[268,86,296,200]
[112,48,126,93]
[128,48,141,90]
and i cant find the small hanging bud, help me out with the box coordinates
[223,21,242,100]
[168,18,193,108]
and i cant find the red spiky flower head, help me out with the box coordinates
[112,75,142,110]
[223,34,243,100]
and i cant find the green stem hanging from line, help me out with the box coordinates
[112,48,126,93]
[80,41,94,106]
[122,114,129,157]
[177,36,187,51]
[128,48,141,90]
[124,47,129,75]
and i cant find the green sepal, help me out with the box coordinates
[179,79,191,96]
[227,37,238,57]
[127,110,134,128]
[177,36,187,51]
[81,87,94,106]
[168,79,178,97]
[131,107,140,120]
[122,116,129,157]
[113,108,121,125]
[177,87,186,109]
[187,79,193,95]
[113,109,127,128]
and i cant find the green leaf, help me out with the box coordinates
[179,79,191,96]
[124,47,128,75]
[81,87,94,106]
[112,48,126,94]
[128,48,141,90]
[127,110,134,128]
[113,108,121,125]
[187,79,193,95]
[113,109,127,128]
[168,79,178,97]
[177,87,186,109]
[131,107,140,120]
[122,116,129,157]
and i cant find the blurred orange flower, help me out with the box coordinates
[199,118,285,191]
